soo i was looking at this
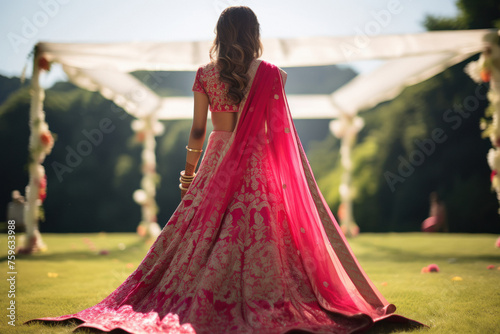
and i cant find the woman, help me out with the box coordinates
[26,6,424,333]
[421,192,448,232]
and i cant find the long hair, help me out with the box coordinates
[210,6,263,104]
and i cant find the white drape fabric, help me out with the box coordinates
[38,29,494,119]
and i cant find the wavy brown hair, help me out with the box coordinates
[210,6,263,104]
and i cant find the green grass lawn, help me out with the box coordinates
[1,232,499,333]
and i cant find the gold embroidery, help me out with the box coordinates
[194,60,262,113]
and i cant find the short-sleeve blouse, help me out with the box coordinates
[192,62,240,112]
[192,60,286,113]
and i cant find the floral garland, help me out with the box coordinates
[19,48,54,254]
[329,113,364,237]
[22,47,165,247]
[465,31,500,212]
[132,116,164,242]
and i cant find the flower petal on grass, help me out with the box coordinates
[487,265,495,270]
[451,276,463,281]
[421,264,440,273]
[428,264,440,272]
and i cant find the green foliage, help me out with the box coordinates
[0,77,188,233]
[456,0,500,29]
[155,119,194,223]
[0,82,31,220]
[0,75,23,104]
[424,0,500,31]
[308,134,341,181]
[308,0,500,233]
[309,59,499,232]
[423,15,467,31]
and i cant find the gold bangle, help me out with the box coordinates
[180,170,195,178]
[186,145,203,153]
[179,176,194,184]
[179,183,190,191]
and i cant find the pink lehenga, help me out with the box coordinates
[26,60,424,333]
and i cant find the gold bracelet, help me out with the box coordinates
[186,145,203,153]
[179,183,190,191]
[179,176,194,184]
[180,170,196,178]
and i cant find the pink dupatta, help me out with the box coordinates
[190,60,414,323]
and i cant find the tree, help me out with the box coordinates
[424,0,500,31]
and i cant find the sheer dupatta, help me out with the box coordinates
[191,60,402,322]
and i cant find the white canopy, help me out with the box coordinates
[38,29,493,119]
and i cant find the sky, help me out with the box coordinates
[1,0,459,86]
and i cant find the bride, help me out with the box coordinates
[26,6,423,333]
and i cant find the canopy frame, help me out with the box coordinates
[18,30,495,252]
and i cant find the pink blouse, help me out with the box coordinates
[192,60,286,113]
[192,62,240,112]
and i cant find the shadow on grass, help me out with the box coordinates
[28,318,425,334]
[25,318,130,333]
[356,241,500,264]
[365,320,427,334]
[0,239,147,263]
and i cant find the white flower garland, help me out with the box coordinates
[329,114,364,237]
[131,116,164,241]
[465,30,500,212]
[20,49,54,253]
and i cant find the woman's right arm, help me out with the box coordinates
[181,91,209,199]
